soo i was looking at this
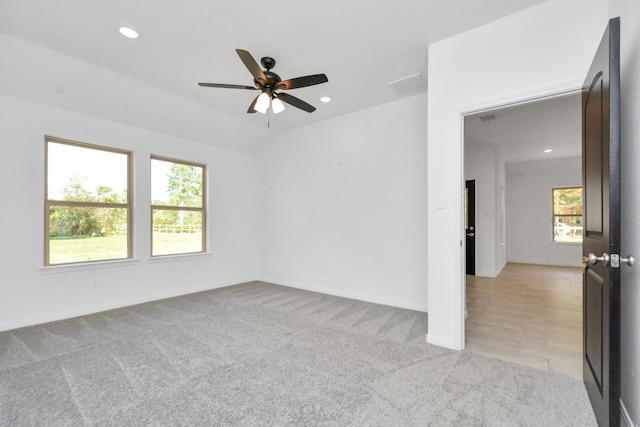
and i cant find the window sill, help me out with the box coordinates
[40,258,139,274]
[551,241,583,245]
[148,252,212,264]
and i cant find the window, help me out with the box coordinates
[151,156,205,256]
[552,187,583,243]
[45,137,132,265]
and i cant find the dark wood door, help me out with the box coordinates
[465,180,476,275]
[582,17,621,426]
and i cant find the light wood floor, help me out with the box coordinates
[465,263,583,379]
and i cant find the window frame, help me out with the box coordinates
[551,186,583,244]
[150,155,207,257]
[44,136,133,266]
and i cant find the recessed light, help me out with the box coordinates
[544,149,553,153]
[320,96,331,103]
[118,25,140,39]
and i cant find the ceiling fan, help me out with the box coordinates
[198,49,328,115]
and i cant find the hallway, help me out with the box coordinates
[465,263,583,378]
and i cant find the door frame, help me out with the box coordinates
[456,82,583,350]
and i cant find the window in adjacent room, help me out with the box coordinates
[151,156,206,256]
[552,187,583,243]
[45,137,132,265]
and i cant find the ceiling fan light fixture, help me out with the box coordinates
[255,92,270,114]
[271,97,285,114]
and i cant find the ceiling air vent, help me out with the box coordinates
[479,113,498,123]
[388,73,427,97]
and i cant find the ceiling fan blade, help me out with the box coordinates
[236,49,267,85]
[277,74,328,90]
[247,94,259,114]
[198,82,257,90]
[277,92,316,113]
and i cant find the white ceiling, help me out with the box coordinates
[1,0,547,151]
[464,93,582,163]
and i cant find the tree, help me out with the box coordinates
[164,163,203,228]
[167,163,202,208]
[49,205,97,237]
[553,187,582,215]
[49,175,127,237]
[553,188,583,233]
[62,175,93,202]
[93,185,127,235]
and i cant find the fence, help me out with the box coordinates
[153,224,202,234]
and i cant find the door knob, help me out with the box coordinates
[610,254,636,267]
[466,232,475,237]
[584,253,610,266]
[621,255,636,266]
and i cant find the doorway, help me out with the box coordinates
[463,92,583,376]
[465,180,476,276]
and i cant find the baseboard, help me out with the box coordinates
[0,277,255,332]
[621,398,637,427]
[426,332,461,350]
[2,277,429,332]
[506,259,582,268]
[257,277,428,313]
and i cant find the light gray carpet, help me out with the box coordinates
[0,281,596,426]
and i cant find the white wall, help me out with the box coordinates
[610,0,640,424]
[0,94,258,331]
[427,0,608,349]
[257,94,428,311]
[464,143,506,278]
[0,35,268,155]
[506,157,582,267]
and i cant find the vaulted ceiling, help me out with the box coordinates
[1,0,547,153]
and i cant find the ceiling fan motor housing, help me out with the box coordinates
[257,70,282,94]
[261,56,276,70]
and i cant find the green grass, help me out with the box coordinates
[152,233,203,256]
[49,234,128,264]
[49,233,203,264]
